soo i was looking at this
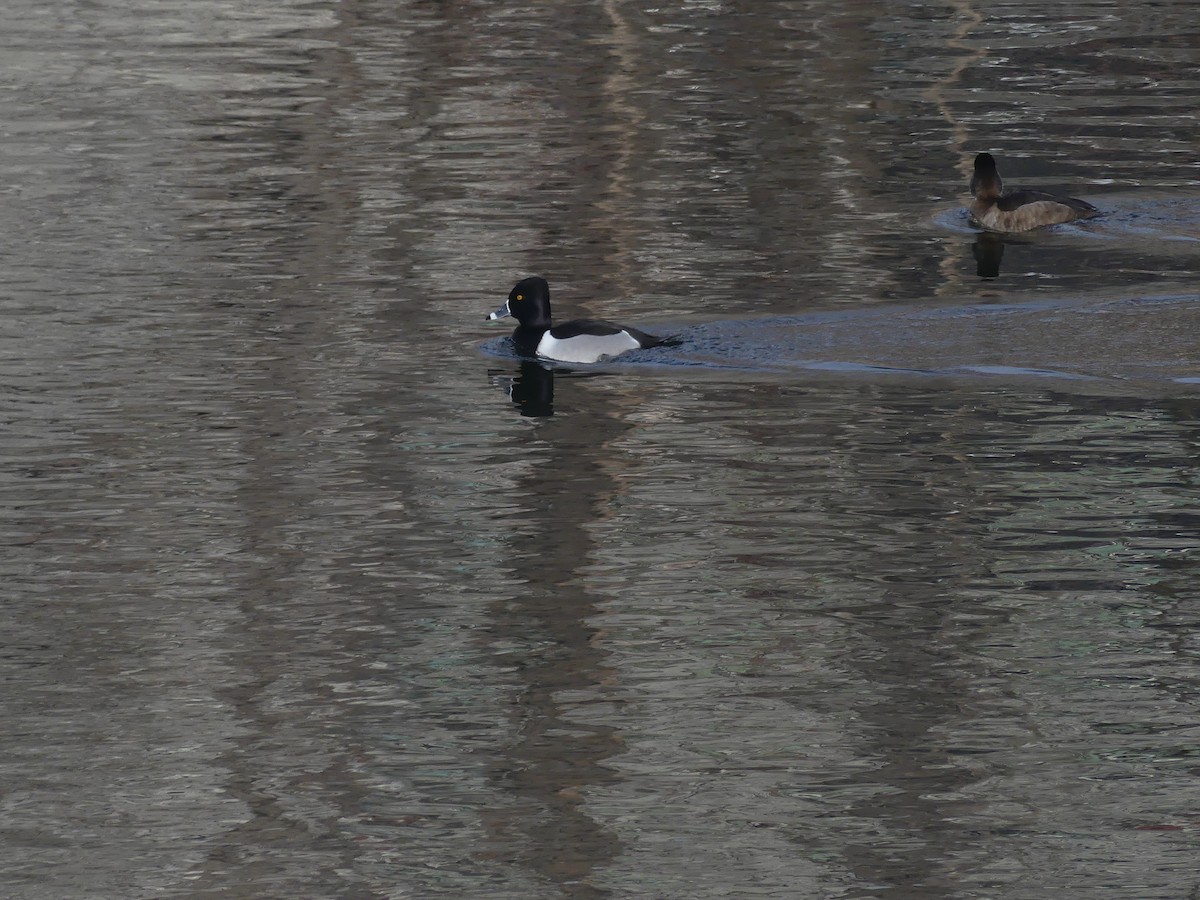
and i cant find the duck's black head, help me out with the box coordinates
[970,152,1003,200]
[486,276,552,328]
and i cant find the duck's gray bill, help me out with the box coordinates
[486,300,511,322]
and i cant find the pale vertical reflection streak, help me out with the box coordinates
[598,0,642,295]
[928,0,985,294]
[807,4,903,302]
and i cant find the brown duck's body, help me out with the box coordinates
[968,153,1099,233]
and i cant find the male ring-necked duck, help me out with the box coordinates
[486,276,668,364]
[968,152,1099,232]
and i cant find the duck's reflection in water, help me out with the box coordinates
[508,360,555,417]
[489,361,613,419]
[971,232,1005,279]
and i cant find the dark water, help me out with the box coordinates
[2,1,1199,898]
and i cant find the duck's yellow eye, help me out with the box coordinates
[515,294,523,301]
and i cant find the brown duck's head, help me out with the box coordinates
[969,152,1004,200]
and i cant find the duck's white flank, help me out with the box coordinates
[537,330,641,364]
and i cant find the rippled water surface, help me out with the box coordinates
[2,1,1199,898]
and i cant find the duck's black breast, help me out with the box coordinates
[510,324,549,356]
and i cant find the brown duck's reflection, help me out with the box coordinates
[971,233,1005,279]
[479,375,639,894]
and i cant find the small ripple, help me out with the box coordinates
[955,364,1099,382]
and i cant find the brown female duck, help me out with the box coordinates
[968,152,1099,232]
